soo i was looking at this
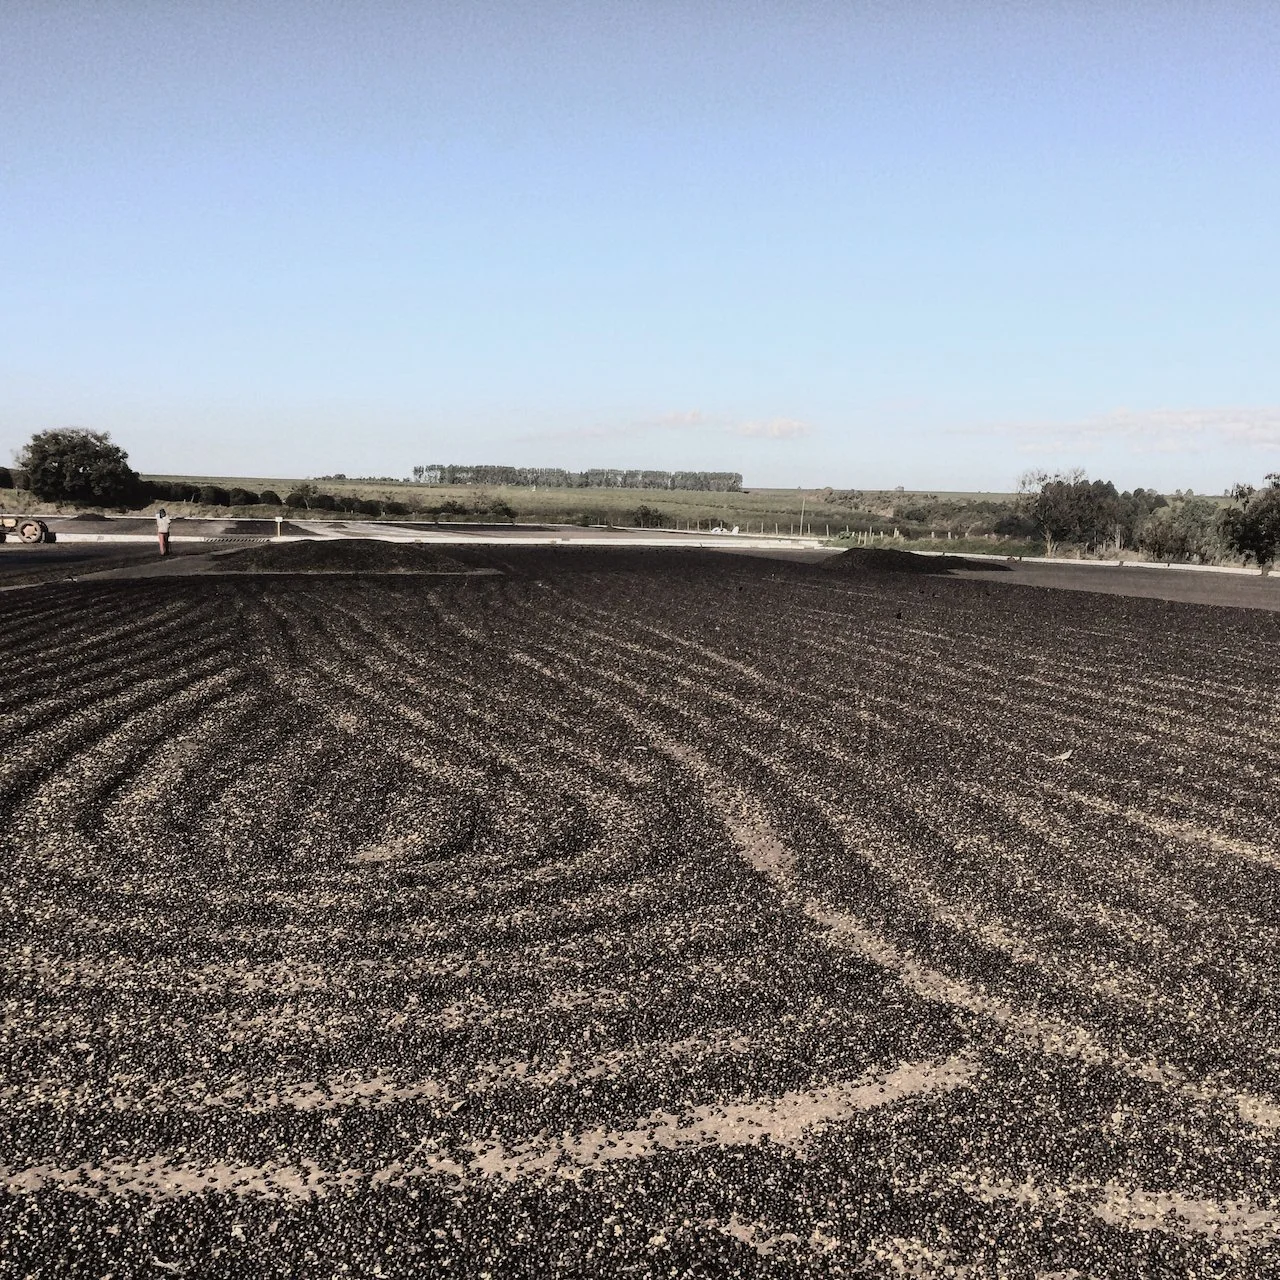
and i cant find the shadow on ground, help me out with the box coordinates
[0,543,206,588]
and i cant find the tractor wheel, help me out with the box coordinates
[18,520,45,544]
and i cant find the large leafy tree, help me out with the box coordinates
[17,428,140,507]
[1016,470,1163,555]
[1220,475,1280,568]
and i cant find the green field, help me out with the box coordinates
[138,475,1020,536]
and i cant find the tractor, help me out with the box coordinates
[0,515,54,544]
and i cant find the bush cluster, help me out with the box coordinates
[1017,471,1280,566]
[1220,475,1280,567]
[141,482,510,522]
[631,504,670,528]
[1135,497,1222,563]
[132,479,512,521]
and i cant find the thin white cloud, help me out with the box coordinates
[518,424,623,442]
[732,417,810,440]
[975,407,1280,455]
[654,410,716,428]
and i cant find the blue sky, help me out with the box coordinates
[2,1,1278,491]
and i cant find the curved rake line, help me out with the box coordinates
[803,795,1280,1101]
[504,626,1199,1045]
[0,590,194,666]
[215,606,672,955]
[954,779,1280,961]
[518,606,1267,993]
[0,1054,977,1201]
[825,771,1280,1046]
[66,674,264,844]
[260,591,664,827]
[2,1025,773,1118]
[809,623,1280,774]
[0,611,233,738]
[1036,780,1280,872]
[0,597,221,707]
[0,654,243,840]
[811,572,1280,675]
[656,737,1280,1138]
[780,584,1280,750]
[558,593,1280,947]
[909,1166,1280,1251]
[239,599,475,789]
[110,710,347,861]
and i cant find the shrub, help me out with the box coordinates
[0,466,12,489]
[310,493,337,511]
[993,512,1036,538]
[199,484,230,506]
[227,487,260,506]
[258,489,282,506]
[284,490,308,508]
[383,500,409,516]
[355,498,382,517]
[631,503,667,528]
[144,479,190,502]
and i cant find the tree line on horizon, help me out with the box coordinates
[411,464,744,491]
[5,430,1278,566]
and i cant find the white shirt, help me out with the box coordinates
[156,514,172,533]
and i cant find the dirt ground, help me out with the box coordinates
[38,515,311,538]
[0,542,211,588]
[216,539,469,573]
[3,548,1279,1277]
[956,558,1280,612]
[819,546,1280,612]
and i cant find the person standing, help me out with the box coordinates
[156,508,172,557]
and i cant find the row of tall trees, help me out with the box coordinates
[411,464,743,491]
